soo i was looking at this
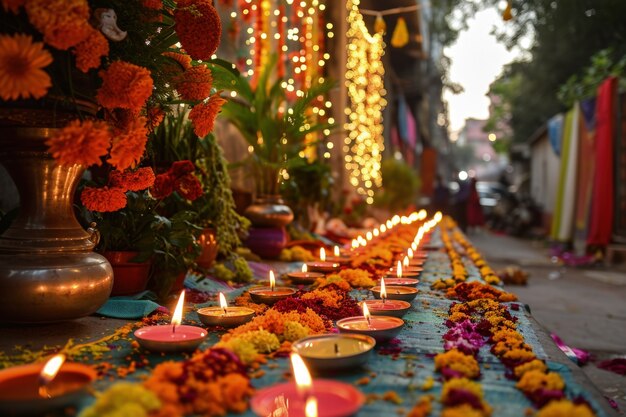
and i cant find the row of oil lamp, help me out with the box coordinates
[0,212,442,417]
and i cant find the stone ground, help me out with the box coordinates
[469,229,626,415]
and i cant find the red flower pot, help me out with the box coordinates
[103,251,151,296]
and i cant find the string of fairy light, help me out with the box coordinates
[225,0,335,160]
[344,0,387,204]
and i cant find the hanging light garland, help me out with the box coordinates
[344,0,387,204]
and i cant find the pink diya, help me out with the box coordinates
[197,292,255,328]
[249,270,296,305]
[251,353,364,417]
[0,354,96,415]
[134,291,207,352]
[287,264,324,285]
[336,303,404,342]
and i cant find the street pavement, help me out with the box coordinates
[469,229,626,414]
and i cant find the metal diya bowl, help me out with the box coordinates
[292,334,376,371]
[197,306,255,328]
[371,285,418,302]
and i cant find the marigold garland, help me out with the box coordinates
[174,0,222,60]
[0,33,53,101]
[96,61,154,112]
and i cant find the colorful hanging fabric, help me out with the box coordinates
[547,113,564,156]
[573,107,596,253]
[374,14,386,33]
[587,77,617,247]
[580,97,597,131]
[391,17,409,48]
[551,105,580,242]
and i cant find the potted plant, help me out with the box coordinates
[209,55,335,228]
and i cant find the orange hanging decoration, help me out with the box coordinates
[391,17,409,48]
[502,2,513,21]
[374,14,386,33]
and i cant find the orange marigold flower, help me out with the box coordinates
[0,34,52,101]
[163,51,192,70]
[174,0,222,60]
[109,167,156,192]
[73,27,109,73]
[108,117,149,170]
[1,0,25,13]
[189,93,226,137]
[97,61,153,112]
[81,186,127,212]
[147,106,165,130]
[175,65,213,101]
[25,0,91,50]
[46,120,111,166]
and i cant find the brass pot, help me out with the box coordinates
[0,127,113,323]
[243,195,294,227]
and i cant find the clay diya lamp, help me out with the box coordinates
[371,280,418,302]
[134,291,207,352]
[292,334,376,372]
[336,303,404,342]
[306,248,340,273]
[325,246,351,265]
[287,264,324,285]
[386,261,421,280]
[251,353,365,417]
[0,354,96,416]
[249,270,296,305]
[197,292,255,328]
[363,279,411,318]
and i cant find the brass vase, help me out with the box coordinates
[0,127,113,323]
[243,195,294,227]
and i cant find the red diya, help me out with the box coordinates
[0,354,96,415]
[249,270,296,305]
[251,353,364,417]
[287,264,324,285]
[135,291,207,352]
[336,303,404,341]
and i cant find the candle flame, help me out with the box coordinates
[351,239,358,249]
[334,246,340,257]
[373,228,380,237]
[290,353,312,394]
[418,209,427,220]
[380,224,387,233]
[302,263,308,273]
[362,302,371,320]
[403,256,409,267]
[219,292,228,310]
[386,220,392,229]
[366,231,372,241]
[305,397,318,417]
[269,270,275,290]
[397,261,403,278]
[320,247,326,262]
[171,290,185,328]
[408,248,414,258]
[434,211,442,222]
[411,241,418,251]
[380,277,387,300]
[39,354,66,386]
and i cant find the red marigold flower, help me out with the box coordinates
[25,0,92,50]
[151,173,175,199]
[147,106,165,130]
[108,117,149,170]
[170,160,195,177]
[81,186,127,212]
[46,119,111,166]
[1,0,25,13]
[175,173,203,201]
[97,61,153,112]
[188,93,227,137]
[174,0,222,60]
[174,65,213,101]
[73,27,109,73]
[162,51,192,70]
[109,167,156,192]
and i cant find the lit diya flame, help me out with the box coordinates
[270,270,276,291]
[418,209,427,220]
[385,220,392,229]
[219,292,228,315]
[320,247,326,262]
[351,239,358,249]
[38,353,66,398]
[302,263,308,273]
[397,261,403,278]
[434,211,442,222]
[358,236,367,246]
[408,248,414,258]
[362,302,372,326]
[373,228,380,237]
[392,215,400,225]
[380,277,387,303]
[172,290,185,333]
[290,353,312,398]
[366,231,372,241]
[305,396,318,417]
[334,245,340,257]
[380,224,387,233]
[411,241,418,251]
[403,256,409,267]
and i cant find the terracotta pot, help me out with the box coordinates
[244,195,294,227]
[0,127,113,323]
[196,228,219,269]
[103,251,151,296]
[244,227,288,259]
